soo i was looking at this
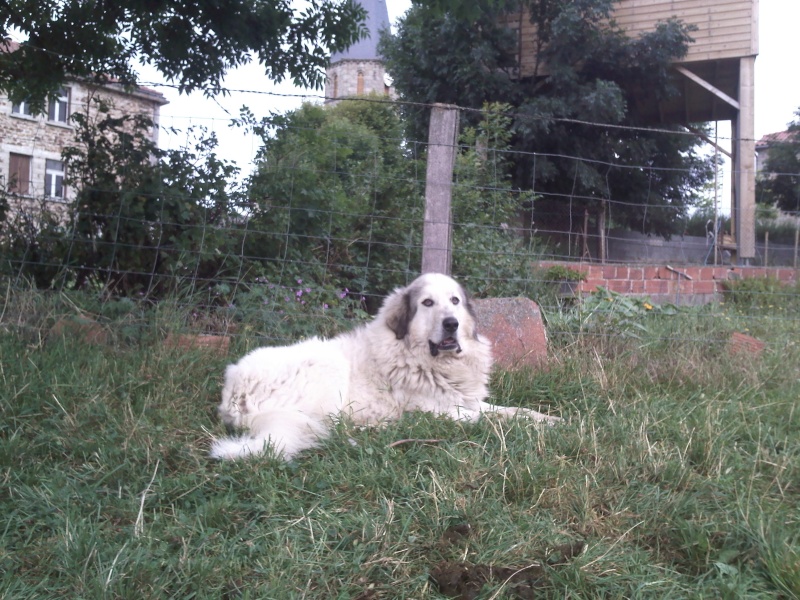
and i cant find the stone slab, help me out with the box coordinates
[472,297,548,371]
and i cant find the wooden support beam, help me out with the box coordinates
[734,56,756,261]
[686,125,733,159]
[675,66,740,110]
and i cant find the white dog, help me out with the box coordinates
[210,272,559,460]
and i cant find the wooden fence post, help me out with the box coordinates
[421,103,459,274]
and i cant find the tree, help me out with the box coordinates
[0,0,367,111]
[380,0,715,241]
[757,108,800,213]
[60,98,244,294]
[240,98,423,304]
[0,97,243,294]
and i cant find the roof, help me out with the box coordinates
[329,0,391,63]
[1,37,168,105]
[756,130,797,150]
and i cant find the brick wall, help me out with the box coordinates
[539,261,799,305]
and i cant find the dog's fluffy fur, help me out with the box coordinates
[210,273,559,460]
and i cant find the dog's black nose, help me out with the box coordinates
[442,316,459,333]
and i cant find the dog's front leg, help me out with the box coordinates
[478,402,561,425]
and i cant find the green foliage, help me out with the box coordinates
[0,197,71,289]
[223,277,369,342]
[240,98,423,306]
[450,103,546,296]
[1,287,799,598]
[756,107,800,212]
[720,276,800,312]
[551,286,679,338]
[542,264,587,282]
[0,97,243,295]
[0,0,367,111]
[380,0,714,240]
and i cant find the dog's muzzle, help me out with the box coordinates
[429,316,462,356]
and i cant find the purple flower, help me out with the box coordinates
[297,278,303,284]
[339,287,349,299]
[323,303,329,309]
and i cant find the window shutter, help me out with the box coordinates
[9,153,31,194]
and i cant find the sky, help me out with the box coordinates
[138,0,799,191]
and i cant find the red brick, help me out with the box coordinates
[727,332,766,357]
[711,267,731,280]
[630,279,647,294]
[645,280,669,294]
[586,265,603,279]
[606,279,631,293]
[579,279,605,293]
[629,267,644,280]
[696,267,714,281]
[643,266,661,280]
[602,266,617,279]
[692,280,718,295]
[683,267,701,281]
[164,333,230,354]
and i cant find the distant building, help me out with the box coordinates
[325,0,395,104]
[756,130,796,173]
[0,39,168,209]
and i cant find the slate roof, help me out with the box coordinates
[330,0,391,63]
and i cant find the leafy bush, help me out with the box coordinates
[451,104,546,297]
[720,276,799,311]
[1,98,244,296]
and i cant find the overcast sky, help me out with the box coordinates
[139,0,799,184]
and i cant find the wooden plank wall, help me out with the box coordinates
[613,0,757,62]
[508,0,757,78]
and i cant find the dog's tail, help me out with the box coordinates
[209,410,329,460]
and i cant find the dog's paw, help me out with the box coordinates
[517,408,562,425]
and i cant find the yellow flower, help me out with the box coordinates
[643,302,653,311]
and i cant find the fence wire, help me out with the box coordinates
[1,95,798,348]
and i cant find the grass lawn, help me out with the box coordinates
[1,288,798,599]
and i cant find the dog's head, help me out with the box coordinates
[383,273,478,357]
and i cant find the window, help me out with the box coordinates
[332,73,338,99]
[8,153,32,195]
[11,100,33,117]
[45,159,65,199]
[48,87,70,123]
[357,71,364,95]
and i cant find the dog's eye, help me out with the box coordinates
[422,299,434,307]
[451,297,460,305]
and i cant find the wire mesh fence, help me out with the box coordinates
[1,95,799,348]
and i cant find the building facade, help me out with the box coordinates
[1,41,167,210]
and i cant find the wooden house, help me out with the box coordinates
[506,0,758,260]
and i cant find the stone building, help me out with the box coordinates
[324,0,395,104]
[1,39,168,209]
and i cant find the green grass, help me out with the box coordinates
[1,287,799,599]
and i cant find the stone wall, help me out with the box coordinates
[1,81,165,204]
[324,59,394,104]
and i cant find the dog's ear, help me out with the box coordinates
[460,284,481,340]
[383,289,416,340]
